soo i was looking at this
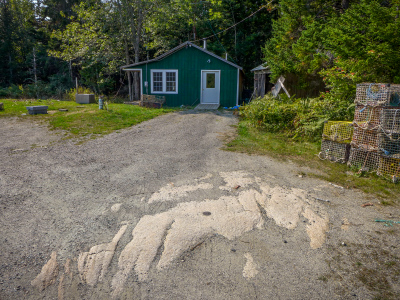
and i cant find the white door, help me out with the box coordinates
[201,71,220,104]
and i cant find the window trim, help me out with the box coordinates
[150,69,178,94]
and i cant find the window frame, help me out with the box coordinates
[150,69,179,94]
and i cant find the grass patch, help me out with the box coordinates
[225,121,400,200]
[225,121,320,160]
[0,99,176,138]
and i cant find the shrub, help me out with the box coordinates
[0,85,24,98]
[64,87,96,101]
[241,94,355,141]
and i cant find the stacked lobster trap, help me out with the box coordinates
[319,83,400,181]
[348,83,400,180]
[319,121,353,163]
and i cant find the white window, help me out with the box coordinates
[151,70,178,94]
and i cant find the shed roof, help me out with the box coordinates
[120,41,243,70]
[250,64,271,73]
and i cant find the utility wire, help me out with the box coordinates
[206,19,236,63]
[190,0,276,43]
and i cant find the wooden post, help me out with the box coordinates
[260,74,266,97]
[76,77,79,94]
[128,72,132,102]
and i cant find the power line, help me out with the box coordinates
[190,0,277,43]
[206,19,237,64]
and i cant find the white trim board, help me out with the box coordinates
[121,68,143,97]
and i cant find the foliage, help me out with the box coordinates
[1,0,277,96]
[320,0,400,102]
[0,80,74,99]
[241,94,354,141]
[49,1,124,94]
[65,87,95,102]
[264,0,335,81]
[0,0,77,90]
[264,0,400,102]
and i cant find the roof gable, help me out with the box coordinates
[121,41,242,70]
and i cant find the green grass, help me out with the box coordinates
[0,99,176,138]
[224,121,400,200]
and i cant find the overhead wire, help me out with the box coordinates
[190,0,277,43]
[205,19,237,63]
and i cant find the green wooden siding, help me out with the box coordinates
[126,46,240,107]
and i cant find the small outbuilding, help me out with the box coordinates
[251,63,326,98]
[251,64,273,98]
[121,41,243,108]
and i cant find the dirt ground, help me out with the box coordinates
[0,110,399,300]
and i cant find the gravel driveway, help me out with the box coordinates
[1,110,399,299]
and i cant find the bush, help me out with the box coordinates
[0,85,24,98]
[241,94,355,141]
[64,87,96,101]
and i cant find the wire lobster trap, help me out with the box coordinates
[355,83,400,107]
[377,156,400,183]
[348,147,380,172]
[380,108,400,134]
[378,132,400,157]
[353,105,383,129]
[319,139,351,163]
[322,121,353,144]
[351,127,379,151]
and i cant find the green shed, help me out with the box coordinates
[121,41,243,108]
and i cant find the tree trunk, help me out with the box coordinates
[9,54,12,85]
[133,0,142,100]
[129,72,133,101]
[33,47,38,98]
[124,39,132,101]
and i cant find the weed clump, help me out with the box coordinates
[240,94,354,141]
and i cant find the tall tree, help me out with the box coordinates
[50,1,125,93]
[114,0,156,100]
[0,0,15,85]
[264,0,400,101]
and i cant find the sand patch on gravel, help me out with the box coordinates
[78,225,128,286]
[58,274,65,300]
[157,191,265,270]
[341,218,350,230]
[259,185,306,230]
[260,184,329,248]
[58,258,74,300]
[111,177,330,297]
[31,251,59,291]
[219,171,255,191]
[148,182,213,203]
[199,173,213,181]
[112,189,266,297]
[31,172,330,298]
[111,203,122,212]
[243,253,259,279]
[302,208,329,249]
